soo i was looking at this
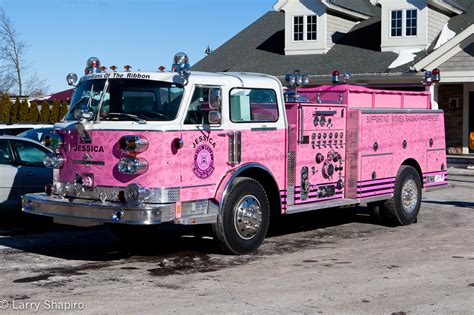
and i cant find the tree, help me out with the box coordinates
[49,100,60,123]
[0,9,25,97]
[0,94,10,123]
[9,96,20,123]
[18,98,29,122]
[59,101,69,121]
[0,9,48,96]
[39,101,50,123]
[0,73,13,95]
[28,101,39,123]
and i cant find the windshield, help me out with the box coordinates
[18,127,54,142]
[66,79,184,122]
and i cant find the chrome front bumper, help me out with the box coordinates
[22,193,218,225]
[22,193,175,225]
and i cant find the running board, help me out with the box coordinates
[287,198,360,214]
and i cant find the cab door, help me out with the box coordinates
[180,86,230,203]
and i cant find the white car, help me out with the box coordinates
[0,136,52,212]
[17,126,54,143]
[0,124,53,136]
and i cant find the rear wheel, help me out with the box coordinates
[376,165,422,226]
[212,177,270,254]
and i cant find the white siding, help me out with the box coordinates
[326,13,358,48]
[439,42,474,72]
[428,6,450,45]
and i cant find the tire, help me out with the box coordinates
[212,177,270,254]
[378,165,422,226]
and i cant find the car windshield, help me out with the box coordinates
[18,128,53,142]
[66,79,184,122]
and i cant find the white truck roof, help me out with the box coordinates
[80,71,283,90]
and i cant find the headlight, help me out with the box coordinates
[42,133,64,150]
[117,157,149,174]
[118,135,149,153]
[44,154,65,169]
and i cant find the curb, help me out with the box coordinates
[447,167,474,176]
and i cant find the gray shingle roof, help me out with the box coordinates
[447,2,474,33]
[333,0,472,16]
[193,2,473,76]
[327,0,380,17]
[193,11,399,76]
[444,0,472,11]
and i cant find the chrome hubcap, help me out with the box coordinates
[234,195,262,240]
[401,179,418,214]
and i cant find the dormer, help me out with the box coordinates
[274,0,369,55]
[274,0,328,55]
[374,0,462,53]
[375,0,429,52]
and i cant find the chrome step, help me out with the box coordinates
[287,198,359,214]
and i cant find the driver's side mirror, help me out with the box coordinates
[209,88,222,110]
[208,111,221,124]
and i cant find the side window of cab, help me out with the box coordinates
[230,88,279,123]
[184,87,221,125]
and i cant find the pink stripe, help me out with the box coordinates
[358,189,394,198]
[359,183,394,193]
[358,178,395,187]
[295,195,343,204]
[295,192,342,198]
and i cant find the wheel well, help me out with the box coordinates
[401,159,423,186]
[238,167,281,218]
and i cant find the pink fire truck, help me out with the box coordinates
[22,54,447,254]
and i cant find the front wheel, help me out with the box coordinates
[377,165,422,226]
[212,177,270,254]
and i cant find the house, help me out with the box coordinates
[193,0,474,155]
[30,88,74,105]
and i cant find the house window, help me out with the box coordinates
[293,16,304,41]
[307,15,317,41]
[406,9,417,36]
[391,10,402,37]
[390,9,417,37]
[293,15,317,42]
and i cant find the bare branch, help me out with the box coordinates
[0,8,40,97]
[24,72,49,97]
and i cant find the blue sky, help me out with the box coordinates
[0,0,275,94]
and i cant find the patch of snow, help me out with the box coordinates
[388,49,422,69]
[434,23,456,49]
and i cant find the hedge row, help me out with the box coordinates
[0,94,69,124]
